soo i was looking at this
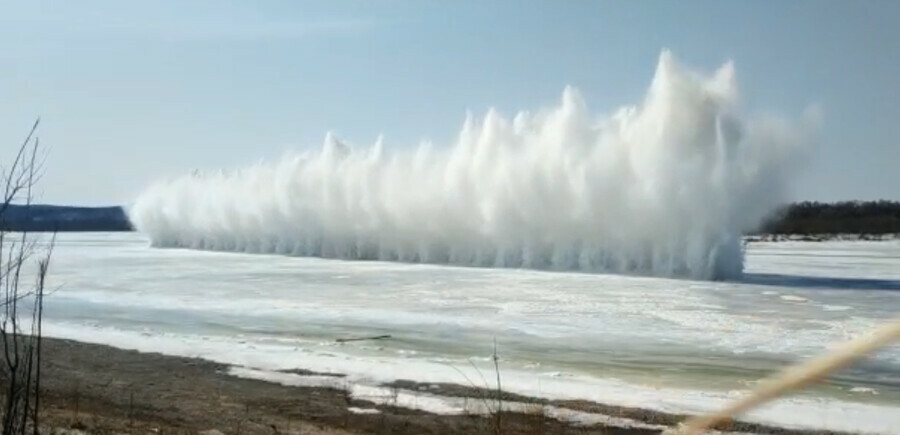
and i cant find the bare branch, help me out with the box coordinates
[0,119,50,434]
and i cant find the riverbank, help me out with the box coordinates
[26,337,853,434]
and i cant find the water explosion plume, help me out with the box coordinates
[130,51,815,280]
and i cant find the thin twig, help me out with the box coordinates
[493,338,502,435]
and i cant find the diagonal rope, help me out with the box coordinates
[669,315,900,435]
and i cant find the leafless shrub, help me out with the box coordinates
[442,338,505,434]
[0,119,53,435]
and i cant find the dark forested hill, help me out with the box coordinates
[1,201,898,235]
[759,200,900,235]
[0,204,132,232]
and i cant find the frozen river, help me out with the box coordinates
[41,233,900,433]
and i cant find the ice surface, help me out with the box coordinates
[41,233,900,433]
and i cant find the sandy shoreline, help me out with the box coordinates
[22,337,858,434]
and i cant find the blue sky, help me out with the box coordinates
[1,0,898,205]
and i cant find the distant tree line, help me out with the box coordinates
[1,201,899,235]
[759,200,900,235]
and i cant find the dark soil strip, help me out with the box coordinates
[16,337,856,434]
